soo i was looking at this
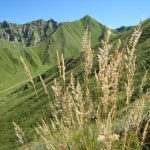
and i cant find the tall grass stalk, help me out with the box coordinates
[20,56,46,120]
[39,74,51,102]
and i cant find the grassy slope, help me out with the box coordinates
[32,15,106,65]
[0,55,85,150]
[0,39,48,91]
[0,16,106,91]
[0,18,150,149]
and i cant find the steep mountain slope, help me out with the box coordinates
[32,15,107,65]
[0,16,107,91]
[0,39,48,91]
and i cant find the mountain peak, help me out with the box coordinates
[1,20,11,28]
[80,15,95,21]
[80,15,101,26]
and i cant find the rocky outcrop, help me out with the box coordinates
[0,19,58,46]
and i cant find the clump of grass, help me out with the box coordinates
[56,50,66,82]
[13,121,25,145]
[39,74,50,101]
[20,56,46,119]
[13,121,29,150]
[82,28,93,83]
[20,56,39,100]
[17,23,149,150]
[125,22,142,105]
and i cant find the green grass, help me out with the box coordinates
[0,17,150,149]
[0,16,107,91]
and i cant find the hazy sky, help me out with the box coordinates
[0,0,150,28]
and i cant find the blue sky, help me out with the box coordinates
[0,0,150,28]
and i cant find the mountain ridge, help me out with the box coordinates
[0,15,107,91]
[0,15,111,46]
[0,15,150,92]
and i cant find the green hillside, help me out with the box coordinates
[0,39,47,91]
[32,16,107,64]
[0,16,107,91]
[0,17,150,149]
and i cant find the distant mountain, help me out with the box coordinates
[0,15,106,47]
[0,19,58,46]
[116,26,133,32]
[0,16,149,91]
